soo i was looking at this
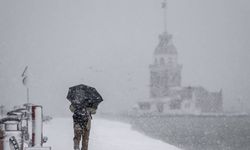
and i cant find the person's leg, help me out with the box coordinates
[81,128,90,150]
[73,124,82,150]
[81,120,91,150]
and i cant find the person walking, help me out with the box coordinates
[70,104,95,150]
[67,84,103,150]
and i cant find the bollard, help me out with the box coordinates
[31,106,43,147]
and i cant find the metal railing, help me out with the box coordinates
[0,103,51,150]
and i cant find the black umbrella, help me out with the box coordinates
[67,84,103,109]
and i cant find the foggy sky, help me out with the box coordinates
[0,0,250,116]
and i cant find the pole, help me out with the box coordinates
[22,65,30,104]
[27,88,30,104]
[162,0,167,32]
[32,106,43,147]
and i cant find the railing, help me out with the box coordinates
[0,103,51,150]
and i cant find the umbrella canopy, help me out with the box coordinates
[67,84,103,109]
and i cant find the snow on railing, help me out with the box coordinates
[0,103,51,150]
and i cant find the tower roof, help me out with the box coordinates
[154,32,177,55]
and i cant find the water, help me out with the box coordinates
[131,114,250,150]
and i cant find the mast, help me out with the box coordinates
[162,0,167,32]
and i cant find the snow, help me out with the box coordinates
[43,117,181,150]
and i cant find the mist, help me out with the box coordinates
[0,0,250,116]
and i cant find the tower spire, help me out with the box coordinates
[162,0,167,32]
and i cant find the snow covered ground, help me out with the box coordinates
[43,117,181,150]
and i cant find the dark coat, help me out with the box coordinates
[70,104,91,129]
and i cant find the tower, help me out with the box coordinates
[149,0,182,98]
